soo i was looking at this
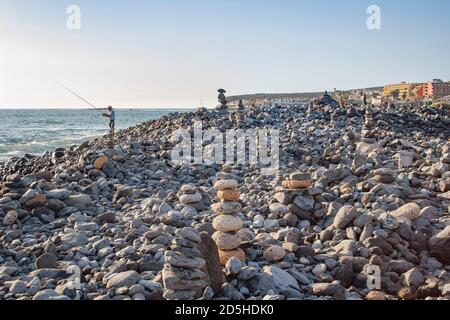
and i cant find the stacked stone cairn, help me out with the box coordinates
[330,109,338,128]
[162,227,207,300]
[439,143,450,193]
[178,184,206,213]
[441,143,450,165]
[277,172,313,228]
[211,177,245,266]
[282,172,312,190]
[217,88,228,110]
[257,172,314,261]
[373,168,397,185]
[347,104,356,118]
[107,132,114,149]
[235,100,245,124]
[361,106,376,143]
[159,184,206,228]
[306,100,314,119]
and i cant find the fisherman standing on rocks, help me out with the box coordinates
[103,106,116,136]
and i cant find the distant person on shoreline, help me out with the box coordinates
[339,94,346,108]
[103,106,116,135]
[363,93,368,106]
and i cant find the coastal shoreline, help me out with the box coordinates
[0,108,193,165]
[0,100,449,301]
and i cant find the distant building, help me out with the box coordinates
[271,97,303,107]
[422,80,450,98]
[383,82,417,99]
[384,80,450,100]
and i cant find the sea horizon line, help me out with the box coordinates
[0,106,197,110]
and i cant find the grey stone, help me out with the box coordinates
[293,196,315,211]
[9,280,28,294]
[106,271,141,289]
[46,189,71,200]
[333,205,357,229]
[64,194,92,209]
[402,268,424,288]
[32,289,59,300]
[262,266,301,298]
[164,251,206,269]
[61,233,89,248]
[36,252,58,269]
[225,257,244,275]
[198,232,225,293]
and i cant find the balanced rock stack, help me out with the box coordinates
[361,106,376,142]
[107,133,114,149]
[236,106,245,125]
[306,101,314,118]
[439,144,450,193]
[282,172,312,190]
[236,113,244,126]
[330,109,339,127]
[268,172,313,229]
[211,178,245,266]
[441,143,450,164]
[178,184,206,212]
[347,104,356,118]
[373,168,397,185]
[162,227,207,300]
[217,88,228,110]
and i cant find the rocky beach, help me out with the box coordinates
[1,98,450,301]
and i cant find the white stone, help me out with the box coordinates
[214,179,239,190]
[263,245,286,262]
[213,215,243,233]
[179,193,202,204]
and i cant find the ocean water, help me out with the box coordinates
[0,108,191,161]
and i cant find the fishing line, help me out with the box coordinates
[56,82,104,114]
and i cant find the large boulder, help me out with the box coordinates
[36,253,58,269]
[333,205,357,229]
[390,203,421,221]
[261,266,301,298]
[93,156,109,169]
[263,245,286,262]
[198,232,225,293]
[106,271,141,289]
[64,194,92,209]
[428,226,450,264]
[46,189,71,200]
[60,232,89,248]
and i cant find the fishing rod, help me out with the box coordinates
[56,82,105,114]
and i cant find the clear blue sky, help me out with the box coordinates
[0,0,449,108]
